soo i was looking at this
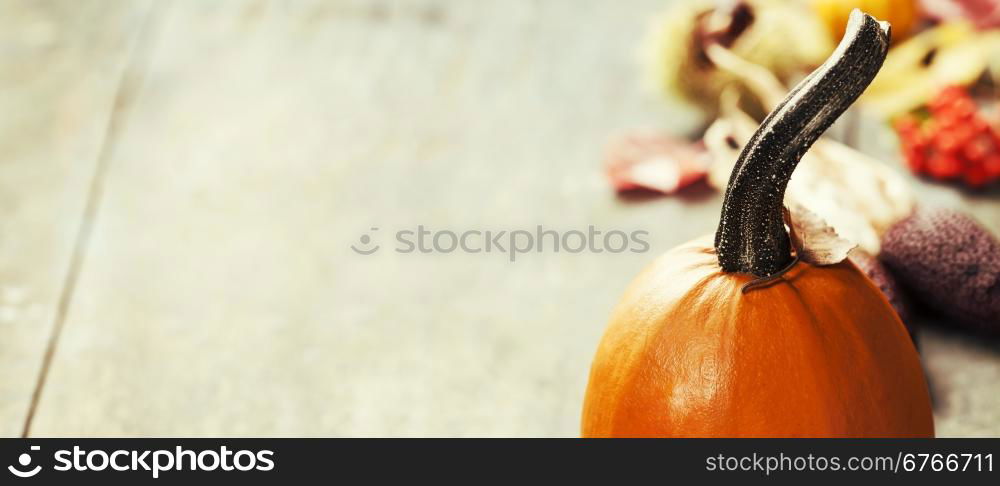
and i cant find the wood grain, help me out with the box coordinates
[7,0,999,437]
[29,0,706,436]
[0,0,149,436]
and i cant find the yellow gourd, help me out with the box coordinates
[813,0,919,43]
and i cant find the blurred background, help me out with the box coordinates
[1,0,998,437]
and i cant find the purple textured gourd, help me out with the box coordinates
[880,208,1000,335]
[851,250,915,342]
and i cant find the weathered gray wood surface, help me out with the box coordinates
[2,0,998,437]
[0,0,150,436]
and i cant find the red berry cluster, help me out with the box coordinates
[895,86,1000,188]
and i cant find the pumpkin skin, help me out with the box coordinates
[581,236,934,437]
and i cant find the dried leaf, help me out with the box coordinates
[783,204,856,266]
[604,130,711,194]
[921,0,1000,30]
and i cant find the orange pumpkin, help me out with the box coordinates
[582,10,934,438]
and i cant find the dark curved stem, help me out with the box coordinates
[741,256,800,294]
[714,9,890,277]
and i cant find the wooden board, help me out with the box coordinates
[0,0,150,437]
[9,0,1000,437]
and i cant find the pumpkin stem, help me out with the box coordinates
[714,9,889,277]
[741,256,800,294]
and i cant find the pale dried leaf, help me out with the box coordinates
[783,204,856,266]
[604,130,711,194]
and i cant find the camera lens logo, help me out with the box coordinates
[8,446,41,478]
